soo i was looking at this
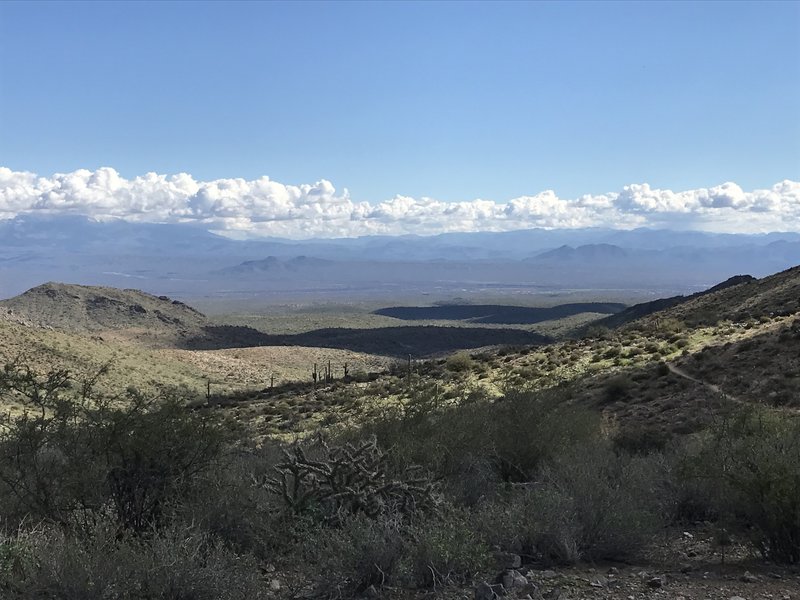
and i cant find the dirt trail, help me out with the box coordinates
[666,362,740,403]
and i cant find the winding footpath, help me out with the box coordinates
[666,362,741,404]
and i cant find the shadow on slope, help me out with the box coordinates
[185,325,550,357]
[373,302,626,324]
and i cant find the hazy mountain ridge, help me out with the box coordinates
[220,255,336,275]
[533,243,630,261]
[1,214,799,300]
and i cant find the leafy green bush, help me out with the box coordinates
[351,388,600,488]
[684,408,800,563]
[0,363,225,532]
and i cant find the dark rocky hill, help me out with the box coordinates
[651,266,799,326]
[594,273,760,329]
[0,282,207,333]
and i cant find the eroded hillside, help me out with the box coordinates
[0,282,207,340]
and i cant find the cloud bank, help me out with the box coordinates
[1,167,798,238]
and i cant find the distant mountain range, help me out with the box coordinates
[1,214,799,301]
[533,244,630,261]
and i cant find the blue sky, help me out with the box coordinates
[0,1,799,237]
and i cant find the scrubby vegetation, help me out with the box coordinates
[1,356,799,599]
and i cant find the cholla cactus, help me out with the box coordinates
[259,435,437,521]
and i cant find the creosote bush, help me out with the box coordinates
[349,388,600,490]
[539,441,666,562]
[300,513,407,598]
[406,509,489,588]
[0,525,265,600]
[445,351,474,373]
[683,407,800,564]
[473,441,667,565]
[0,362,226,533]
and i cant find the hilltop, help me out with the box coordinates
[0,282,208,347]
[640,264,800,326]
[0,282,207,338]
[595,265,800,333]
[593,273,758,329]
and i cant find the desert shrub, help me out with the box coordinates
[683,408,800,563]
[441,453,501,506]
[658,318,686,334]
[470,493,527,555]
[603,375,632,403]
[625,346,643,358]
[738,338,758,352]
[299,509,489,594]
[0,363,226,533]
[180,445,290,558]
[351,389,600,488]
[0,524,265,600]
[445,351,474,372]
[473,488,579,565]
[468,442,667,566]
[101,395,226,532]
[405,509,489,588]
[643,341,660,354]
[0,364,108,527]
[666,438,721,524]
[525,487,583,565]
[613,425,672,454]
[403,384,444,420]
[584,325,611,340]
[300,513,406,598]
[536,441,666,562]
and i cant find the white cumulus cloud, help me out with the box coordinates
[0,166,798,237]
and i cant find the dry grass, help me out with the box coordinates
[162,345,389,389]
